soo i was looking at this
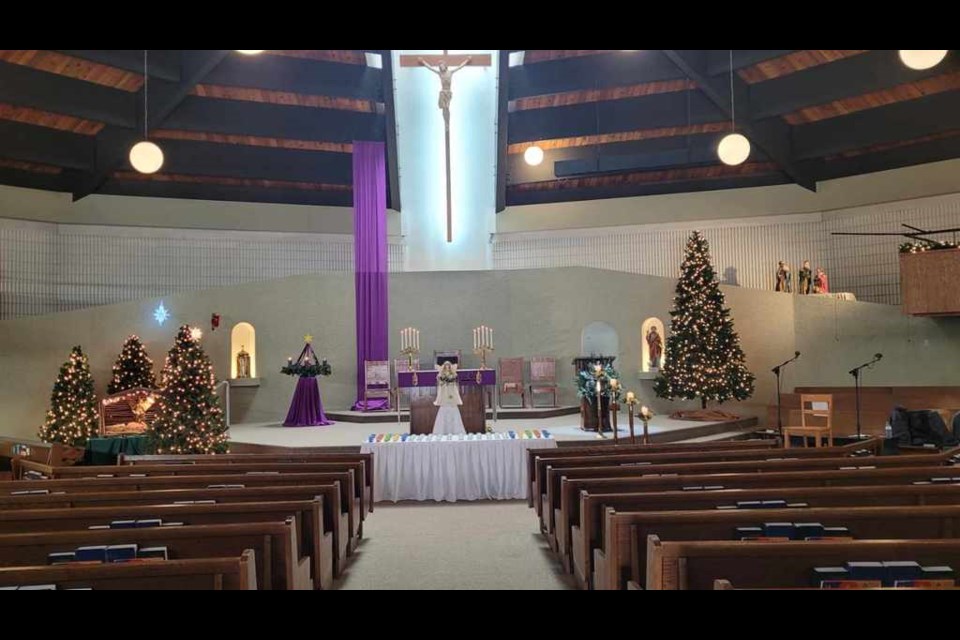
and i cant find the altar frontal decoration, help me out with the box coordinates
[38,346,99,448]
[100,388,160,437]
[655,231,755,409]
[282,335,334,427]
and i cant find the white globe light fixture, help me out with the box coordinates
[236,50,265,55]
[524,145,544,166]
[717,133,751,166]
[898,50,948,70]
[129,141,165,174]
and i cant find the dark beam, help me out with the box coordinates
[380,50,402,212]
[706,50,796,76]
[73,50,230,201]
[101,178,352,208]
[0,167,73,192]
[205,54,383,101]
[496,50,510,213]
[509,51,685,101]
[805,134,960,182]
[750,50,960,120]
[662,49,817,191]
[163,96,385,142]
[55,50,182,82]
[508,90,722,143]
[792,91,960,159]
[0,61,136,128]
[0,121,93,170]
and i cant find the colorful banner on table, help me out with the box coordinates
[366,430,552,444]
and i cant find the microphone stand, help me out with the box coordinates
[849,355,882,441]
[772,353,800,442]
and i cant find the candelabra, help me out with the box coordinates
[400,327,421,387]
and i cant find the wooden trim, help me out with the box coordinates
[522,50,614,64]
[0,102,104,135]
[0,50,142,91]
[268,50,367,65]
[738,50,868,84]
[507,122,729,154]
[152,130,352,154]
[511,80,695,112]
[191,84,376,113]
[112,171,352,193]
[509,162,780,193]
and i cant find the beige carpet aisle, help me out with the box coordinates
[338,501,575,590]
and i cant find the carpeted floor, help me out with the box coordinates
[337,500,575,590]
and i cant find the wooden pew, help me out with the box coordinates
[0,519,305,590]
[526,439,782,507]
[605,504,960,591]
[712,578,960,590]
[542,450,953,543]
[0,550,257,590]
[579,481,960,590]
[0,500,328,589]
[644,537,960,590]
[0,484,343,588]
[119,452,375,514]
[14,460,367,541]
[4,468,359,556]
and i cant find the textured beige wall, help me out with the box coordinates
[2,267,956,441]
[0,184,401,236]
[498,159,960,233]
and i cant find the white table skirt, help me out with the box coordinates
[361,436,557,503]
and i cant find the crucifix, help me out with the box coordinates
[400,50,492,243]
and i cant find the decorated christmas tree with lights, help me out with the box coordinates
[655,231,755,408]
[38,346,99,447]
[107,335,157,394]
[148,325,228,454]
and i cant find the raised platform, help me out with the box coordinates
[228,413,759,451]
[325,405,580,424]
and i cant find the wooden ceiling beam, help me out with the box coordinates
[205,55,383,101]
[662,49,818,191]
[55,50,181,82]
[102,176,353,207]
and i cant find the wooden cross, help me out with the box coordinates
[399,50,492,243]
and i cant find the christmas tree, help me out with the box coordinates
[107,335,156,394]
[149,325,228,454]
[654,231,755,408]
[38,346,99,447]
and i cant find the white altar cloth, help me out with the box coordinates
[361,433,557,503]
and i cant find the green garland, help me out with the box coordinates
[281,360,332,378]
[576,363,622,402]
[899,241,959,254]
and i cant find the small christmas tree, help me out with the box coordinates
[655,231,755,408]
[38,346,99,447]
[149,325,228,454]
[107,335,157,394]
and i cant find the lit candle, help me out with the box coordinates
[489,327,494,349]
[595,380,601,394]
[415,329,420,351]
[610,378,619,390]
[626,391,636,404]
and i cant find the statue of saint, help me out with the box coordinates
[775,261,793,293]
[418,56,472,129]
[813,267,830,294]
[798,260,813,295]
[236,346,251,379]
[432,361,465,435]
[646,326,663,370]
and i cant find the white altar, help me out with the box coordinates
[361,432,557,503]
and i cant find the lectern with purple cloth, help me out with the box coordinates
[281,340,334,427]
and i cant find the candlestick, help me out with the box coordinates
[628,404,636,444]
[611,400,619,444]
[641,405,650,445]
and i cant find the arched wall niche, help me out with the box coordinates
[580,322,619,361]
[641,317,666,373]
[231,322,257,379]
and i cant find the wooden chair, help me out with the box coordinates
[529,356,558,408]
[783,394,833,448]
[499,357,526,408]
[362,360,392,411]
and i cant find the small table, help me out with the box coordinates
[397,369,497,433]
[86,436,149,465]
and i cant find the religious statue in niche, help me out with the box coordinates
[418,56,472,129]
[775,261,793,293]
[798,260,813,295]
[813,267,830,294]
[646,325,663,370]
[433,361,466,435]
[236,346,251,379]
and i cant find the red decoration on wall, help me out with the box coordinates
[211,313,221,331]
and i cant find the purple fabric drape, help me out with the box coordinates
[351,141,390,411]
[283,377,334,427]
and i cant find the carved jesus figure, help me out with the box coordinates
[418,56,472,128]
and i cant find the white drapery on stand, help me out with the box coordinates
[361,435,557,503]
[433,405,466,435]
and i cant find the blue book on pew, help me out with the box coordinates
[47,552,76,565]
[736,501,762,509]
[106,545,138,563]
[135,519,162,528]
[922,566,955,579]
[110,520,137,529]
[138,546,169,560]
[883,561,923,585]
[786,502,809,508]
[760,500,788,509]
[813,567,848,585]
[735,526,763,540]
[795,522,824,539]
[763,522,796,538]
[846,561,886,582]
[75,545,108,562]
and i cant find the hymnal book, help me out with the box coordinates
[105,544,138,563]
[805,536,855,541]
[703,485,725,491]
[135,519,162,528]
[138,546,169,560]
[882,561,923,585]
[223,485,245,489]
[740,536,791,542]
[931,477,956,483]
[109,520,137,529]
[922,566,955,579]
[682,486,704,491]
[735,526,763,539]
[786,502,808,508]
[161,521,184,527]
[813,567,848,584]
[716,505,738,510]
[760,500,788,509]
[75,545,108,562]
[0,586,18,590]
[893,579,955,589]
[794,523,825,539]
[95,474,116,478]
[206,484,227,489]
[18,584,58,590]
[11,489,50,496]
[823,526,850,537]
[47,552,76,565]
[736,501,762,509]
[846,561,885,581]
[129,474,147,477]
[762,522,796,538]
[87,525,110,530]
[821,580,883,589]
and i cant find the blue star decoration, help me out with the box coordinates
[153,302,170,325]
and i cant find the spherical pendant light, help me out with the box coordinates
[524,145,544,166]
[898,50,948,70]
[129,141,164,174]
[717,133,751,166]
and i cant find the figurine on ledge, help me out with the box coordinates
[775,261,793,293]
[813,267,830,294]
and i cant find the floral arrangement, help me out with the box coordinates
[281,359,332,378]
[900,240,959,254]
[576,363,622,402]
[438,367,459,385]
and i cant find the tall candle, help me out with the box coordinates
[626,391,636,403]
[596,380,601,394]
[415,329,419,351]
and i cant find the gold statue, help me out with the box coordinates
[237,346,251,379]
